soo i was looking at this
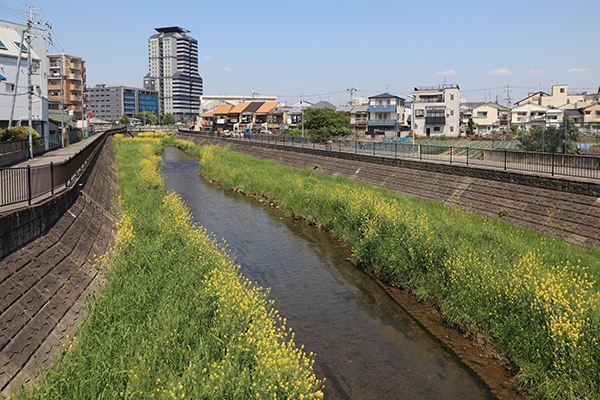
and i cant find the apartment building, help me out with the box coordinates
[0,20,48,134]
[470,102,510,134]
[47,54,85,122]
[411,85,460,137]
[144,26,203,120]
[516,84,599,109]
[87,84,158,122]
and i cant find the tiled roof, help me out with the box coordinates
[241,102,264,113]
[214,104,233,114]
[255,101,279,114]
[230,102,250,113]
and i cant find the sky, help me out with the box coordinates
[1,0,599,106]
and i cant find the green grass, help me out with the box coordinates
[14,136,323,400]
[164,137,600,400]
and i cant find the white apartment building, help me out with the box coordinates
[411,84,460,137]
[144,26,203,121]
[0,20,48,134]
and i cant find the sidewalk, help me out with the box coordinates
[0,133,105,214]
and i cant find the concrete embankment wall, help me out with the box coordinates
[0,136,119,396]
[176,132,600,247]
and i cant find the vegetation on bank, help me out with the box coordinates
[164,136,600,400]
[14,134,323,399]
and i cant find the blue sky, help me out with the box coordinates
[1,0,599,105]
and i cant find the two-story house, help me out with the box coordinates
[470,102,510,135]
[411,85,460,137]
[367,93,405,134]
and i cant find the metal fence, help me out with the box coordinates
[0,130,113,208]
[201,131,600,181]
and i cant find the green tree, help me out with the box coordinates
[0,126,41,145]
[162,113,175,125]
[119,114,130,125]
[136,111,158,125]
[522,117,580,153]
[303,108,352,141]
[467,117,477,136]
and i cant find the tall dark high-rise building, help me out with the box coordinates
[144,26,203,121]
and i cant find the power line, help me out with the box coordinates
[0,4,27,22]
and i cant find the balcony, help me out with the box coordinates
[425,116,445,124]
[368,119,397,126]
[368,105,397,112]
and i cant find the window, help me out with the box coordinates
[433,126,441,132]
[585,111,591,115]
[415,109,424,117]
[14,41,28,52]
[450,110,454,116]
[0,39,6,50]
[560,88,565,93]
[596,111,600,116]
[450,94,454,100]
[450,126,454,132]
[5,82,15,92]
[477,111,488,118]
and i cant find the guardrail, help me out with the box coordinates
[180,130,600,181]
[0,127,125,208]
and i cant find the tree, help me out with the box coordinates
[0,126,41,145]
[119,114,130,125]
[136,111,158,125]
[303,108,352,141]
[467,117,477,136]
[522,117,580,153]
[162,113,174,125]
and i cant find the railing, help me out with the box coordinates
[181,130,599,181]
[0,138,44,155]
[0,128,122,208]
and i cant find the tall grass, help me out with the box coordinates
[14,136,323,399]
[166,138,600,400]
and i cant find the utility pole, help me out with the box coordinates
[346,85,356,105]
[61,53,65,147]
[26,6,42,159]
[505,82,512,108]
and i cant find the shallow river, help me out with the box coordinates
[161,146,496,400]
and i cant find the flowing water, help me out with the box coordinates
[161,146,496,400]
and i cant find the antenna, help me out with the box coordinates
[386,83,390,93]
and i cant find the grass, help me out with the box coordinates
[163,136,600,400]
[13,134,323,400]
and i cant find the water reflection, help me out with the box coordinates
[161,146,496,400]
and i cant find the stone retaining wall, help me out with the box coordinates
[176,133,600,247]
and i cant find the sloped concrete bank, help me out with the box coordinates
[176,132,600,247]
[0,136,119,397]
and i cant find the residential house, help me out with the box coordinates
[227,102,250,131]
[581,101,600,128]
[254,102,279,130]
[516,84,599,110]
[0,20,48,134]
[510,103,563,128]
[266,106,287,133]
[411,85,460,137]
[336,105,368,136]
[470,102,510,135]
[239,102,264,131]
[195,110,214,132]
[367,93,406,135]
[213,104,233,131]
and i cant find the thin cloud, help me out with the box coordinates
[202,55,213,61]
[568,68,591,73]
[527,69,545,74]
[489,69,512,75]
[221,67,234,72]
[434,69,456,76]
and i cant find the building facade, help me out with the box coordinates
[411,85,460,137]
[87,84,159,122]
[47,54,85,122]
[144,26,203,121]
[0,20,48,134]
[367,93,405,134]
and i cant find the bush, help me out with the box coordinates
[0,126,41,145]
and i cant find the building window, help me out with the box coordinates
[415,109,424,117]
[477,111,487,118]
[586,111,591,115]
[450,109,454,116]
[433,126,441,132]
[596,111,600,116]
[450,126,454,132]
[560,88,565,93]
[5,82,15,92]
[450,94,454,100]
